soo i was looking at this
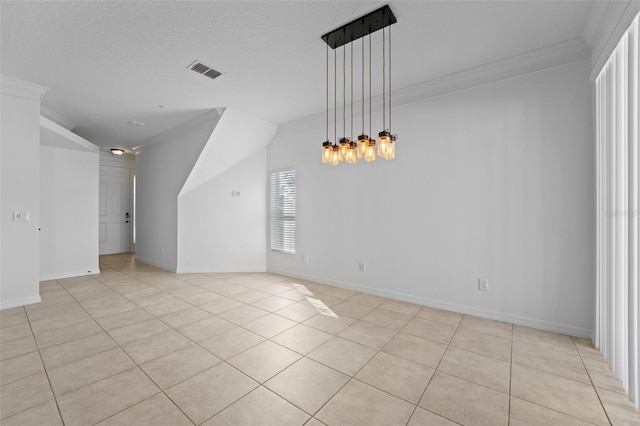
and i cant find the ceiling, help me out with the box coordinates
[1,1,595,150]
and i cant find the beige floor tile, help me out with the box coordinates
[143,299,192,317]
[29,310,92,334]
[81,299,139,319]
[265,357,350,414]
[0,400,63,426]
[303,312,357,334]
[177,316,235,341]
[128,292,178,308]
[228,340,301,383]
[596,387,640,426]
[251,295,296,312]
[218,305,269,325]
[361,308,413,330]
[1,306,27,316]
[48,347,135,396]
[34,320,103,349]
[512,340,590,384]
[122,329,192,363]
[331,301,375,319]
[157,306,210,328]
[26,301,83,322]
[450,327,512,361]
[347,292,388,307]
[573,336,605,360]
[407,407,458,425]
[379,299,421,316]
[167,285,209,300]
[0,335,37,361]
[308,336,376,376]
[108,318,171,345]
[1,351,45,385]
[272,324,333,355]
[40,332,117,369]
[199,326,265,359]
[415,306,463,326]
[232,289,271,304]
[203,386,310,426]
[458,315,513,340]
[420,372,508,426]
[279,288,310,301]
[141,344,221,389]
[356,352,434,404]
[338,320,397,350]
[583,357,629,394]
[382,332,447,368]
[1,322,33,343]
[165,362,258,424]
[57,367,159,426]
[199,297,245,315]
[0,372,54,419]
[96,393,192,426]
[0,310,29,328]
[317,379,415,426]
[276,302,322,322]
[321,287,357,300]
[95,308,154,331]
[510,397,597,426]
[215,284,252,297]
[511,364,609,425]
[403,317,457,344]
[244,313,298,338]
[305,417,327,426]
[183,291,225,306]
[438,346,510,393]
[513,325,577,354]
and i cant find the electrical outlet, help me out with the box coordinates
[358,262,366,272]
[303,254,310,264]
[478,279,489,291]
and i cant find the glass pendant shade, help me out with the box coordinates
[377,130,391,159]
[339,137,350,159]
[388,135,396,159]
[357,135,368,158]
[345,141,358,164]
[364,139,376,162]
[322,141,333,163]
[331,144,341,165]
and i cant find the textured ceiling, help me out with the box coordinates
[1,1,594,149]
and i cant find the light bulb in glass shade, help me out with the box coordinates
[339,138,350,159]
[388,135,396,159]
[322,141,333,163]
[331,144,341,166]
[364,139,376,162]
[377,130,391,159]
[345,141,358,164]
[357,135,368,158]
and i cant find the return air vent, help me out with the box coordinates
[188,60,222,80]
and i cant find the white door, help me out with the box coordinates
[99,166,130,255]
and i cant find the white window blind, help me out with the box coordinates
[594,12,639,404]
[270,170,296,254]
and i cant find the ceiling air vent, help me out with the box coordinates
[188,61,222,80]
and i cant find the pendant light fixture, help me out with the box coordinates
[320,5,397,166]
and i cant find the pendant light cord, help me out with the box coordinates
[343,43,346,138]
[389,25,392,133]
[369,32,372,138]
[382,26,386,131]
[334,48,337,144]
[361,36,365,135]
[326,43,329,141]
[350,41,353,140]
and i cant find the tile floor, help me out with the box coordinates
[1,254,639,425]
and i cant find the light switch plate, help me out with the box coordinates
[13,211,30,222]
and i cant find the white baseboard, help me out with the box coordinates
[267,268,592,338]
[40,269,100,281]
[134,256,177,273]
[1,295,42,310]
[176,266,267,274]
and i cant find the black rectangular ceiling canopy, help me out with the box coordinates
[321,5,397,49]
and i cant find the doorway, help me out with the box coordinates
[99,165,131,255]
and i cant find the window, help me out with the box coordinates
[270,170,296,254]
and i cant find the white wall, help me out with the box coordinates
[135,111,220,271]
[178,149,267,272]
[40,146,99,280]
[1,76,47,309]
[267,59,594,337]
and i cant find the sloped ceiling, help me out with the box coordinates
[1,1,594,149]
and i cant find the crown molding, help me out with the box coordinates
[277,38,590,137]
[40,105,76,131]
[0,75,48,101]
